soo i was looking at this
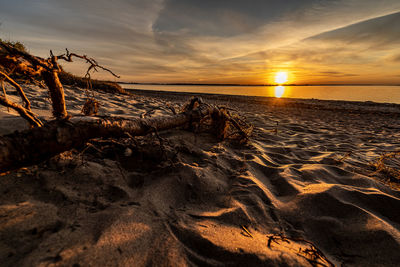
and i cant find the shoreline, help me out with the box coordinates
[125,88,400,115]
[118,82,400,87]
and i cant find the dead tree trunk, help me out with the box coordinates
[0,103,216,172]
[42,70,68,118]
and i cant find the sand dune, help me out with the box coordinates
[1,85,400,266]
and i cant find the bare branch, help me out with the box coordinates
[1,43,119,121]
[55,49,120,79]
[0,101,214,172]
[0,98,252,172]
[1,81,10,112]
[0,95,42,127]
[0,70,31,110]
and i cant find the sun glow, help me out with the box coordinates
[275,86,285,98]
[275,71,288,84]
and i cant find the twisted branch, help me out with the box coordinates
[0,70,31,110]
[0,95,42,127]
[54,49,120,79]
[0,98,252,172]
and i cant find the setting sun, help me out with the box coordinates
[275,71,288,84]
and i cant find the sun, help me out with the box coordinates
[275,71,288,84]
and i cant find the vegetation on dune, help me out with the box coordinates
[58,70,126,94]
[0,38,125,121]
[0,39,26,52]
[0,39,125,95]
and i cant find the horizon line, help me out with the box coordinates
[116,82,400,87]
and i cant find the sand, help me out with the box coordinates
[1,85,400,266]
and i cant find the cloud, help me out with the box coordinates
[153,0,318,37]
[153,0,400,60]
[307,11,400,50]
[1,0,400,83]
[389,54,400,63]
[316,71,358,77]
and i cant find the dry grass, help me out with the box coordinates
[0,39,26,53]
[266,234,335,267]
[370,152,400,186]
[58,71,126,95]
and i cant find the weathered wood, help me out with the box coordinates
[0,103,216,172]
[0,70,31,110]
[0,43,119,120]
[0,95,43,127]
[54,49,120,79]
[42,70,68,119]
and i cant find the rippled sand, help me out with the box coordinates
[1,85,400,266]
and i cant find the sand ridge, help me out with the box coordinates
[0,85,400,266]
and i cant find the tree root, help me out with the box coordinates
[0,70,31,110]
[1,42,120,120]
[0,44,253,173]
[0,98,252,173]
[0,95,43,127]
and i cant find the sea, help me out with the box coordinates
[119,84,400,104]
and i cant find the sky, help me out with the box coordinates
[1,0,400,84]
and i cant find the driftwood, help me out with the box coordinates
[0,99,252,173]
[0,98,252,173]
[0,70,31,110]
[0,69,43,127]
[0,42,119,119]
[0,44,252,173]
[0,95,43,127]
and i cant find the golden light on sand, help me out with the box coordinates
[275,71,288,84]
[275,86,285,98]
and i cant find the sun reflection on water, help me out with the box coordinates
[275,86,285,98]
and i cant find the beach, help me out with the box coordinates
[1,85,400,266]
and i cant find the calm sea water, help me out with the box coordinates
[119,84,400,104]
